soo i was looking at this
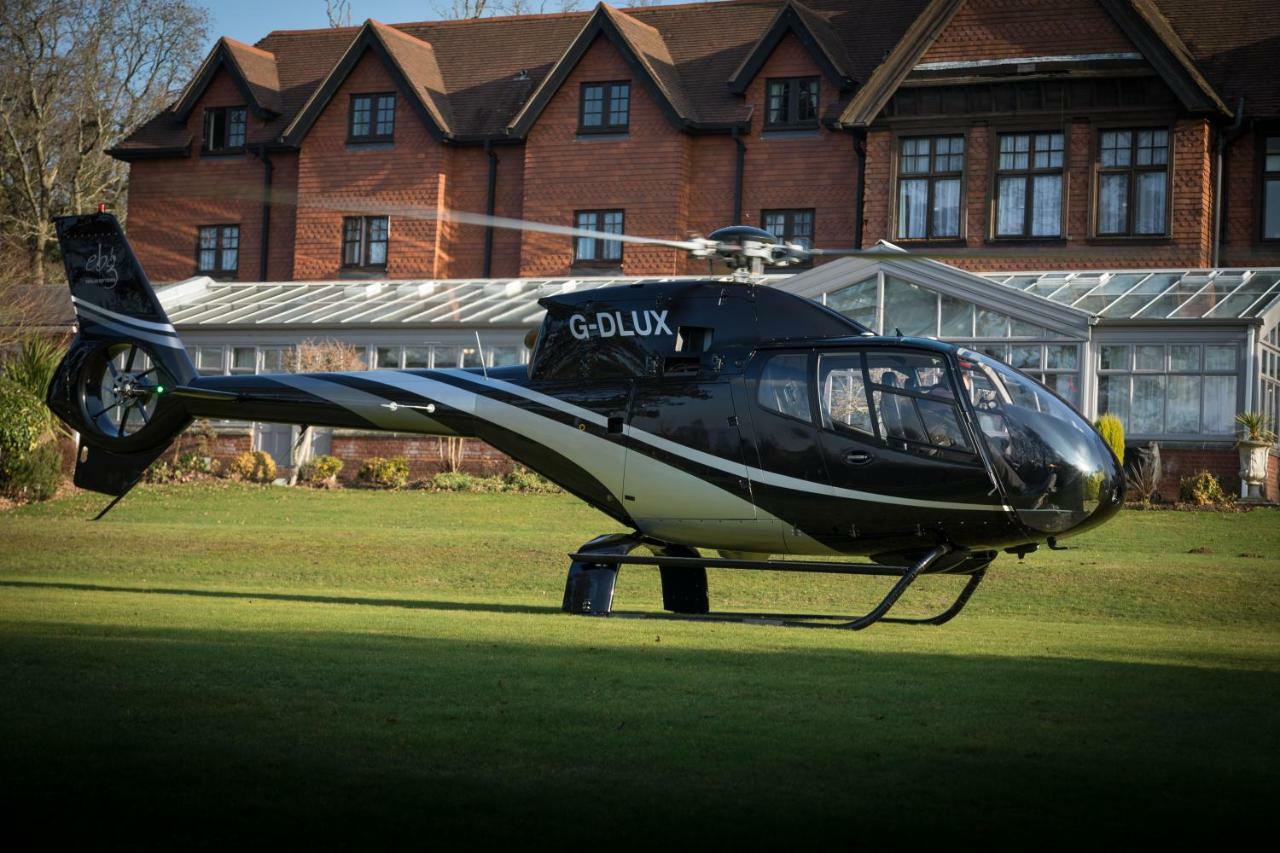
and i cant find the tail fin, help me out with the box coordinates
[47,213,195,496]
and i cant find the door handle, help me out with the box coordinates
[844,450,872,465]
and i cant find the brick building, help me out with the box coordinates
[111,0,1280,499]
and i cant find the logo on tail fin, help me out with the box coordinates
[84,241,120,289]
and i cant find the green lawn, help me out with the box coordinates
[2,485,1278,846]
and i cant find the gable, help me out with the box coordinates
[727,1,856,94]
[919,0,1135,66]
[173,38,282,121]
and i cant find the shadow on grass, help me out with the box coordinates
[2,615,1277,847]
[0,579,563,617]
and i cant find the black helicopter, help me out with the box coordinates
[45,212,1123,629]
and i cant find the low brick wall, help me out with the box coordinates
[1141,445,1279,503]
[173,429,252,467]
[329,433,515,479]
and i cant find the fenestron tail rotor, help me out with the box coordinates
[80,342,170,442]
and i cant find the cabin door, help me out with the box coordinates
[622,380,756,529]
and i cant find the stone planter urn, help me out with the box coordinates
[1238,440,1271,500]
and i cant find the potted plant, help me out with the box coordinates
[1235,412,1277,501]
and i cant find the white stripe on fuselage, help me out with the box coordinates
[432,369,1010,513]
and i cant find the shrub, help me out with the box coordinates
[0,380,49,485]
[1179,470,1232,507]
[228,450,277,483]
[1095,414,1125,465]
[2,440,62,501]
[176,452,219,477]
[503,466,561,493]
[1,335,67,425]
[143,460,176,484]
[430,471,474,491]
[358,456,409,489]
[298,454,344,486]
[1126,443,1163,505]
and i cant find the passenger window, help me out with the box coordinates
[758,352,812,421]
[867,349,974,457]
[818,353,873,434]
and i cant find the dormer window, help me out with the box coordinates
[349,93,395,142]
[203,106,247,153]
[579,82,630,132]
[765,77,819,130]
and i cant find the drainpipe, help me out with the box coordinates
[483,141,498,278]
[257,144,274,281]
[853,129,867,250]
[732,127,746,223]
[1213,97,1246,268]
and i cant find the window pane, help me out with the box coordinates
[1265,179,1280,240]
[897,178,927,238]
[367,217,388,266]
[1097,374,1129,425]
[1046,373,1080,408]
[1030,174,1062,236]
[608,83,629,125]
[582,85,603,126]
[996,176,1025,236]
[198,346,225,373]
[1205,345,1236,371]
[874,391,928,444]
[232,347,256,371]
[1170,344,1199,371]
[1135,345,1164,371]
[819,354,872,434]
[1100,345,1129,370]
[574,211,596,260]
[974,307,1010,338]
[260,349,284,372]
[791,210,814,247]
[939,294,973,337]
[1134,170,1167,234]
[1267,136,1280,171]
[881,276,935,337]
[936,135,964,171]
[602,210,623,260]
[462,347,482,368]
[917,397,971,451]
[1101,131,1131,166]
[999,134,1029,170]
[1034,133,1064,169]
[432,346,460,369]
[1203,375,1237,433]
[221,226,239,271]
[375,95,395,136]
[1011,344,1041,369]
[931,178,960,237]
[374,346,400,369]
[798,79,818,122]
[1136,129,1168,166]
[767,80,786,124]
[403,347,429,369]
[351,96,371,135]
[489,346,521,367]
[900,138,930,173]
[1166,375,1200,433]
[1131,375,1165,433]
[1098,173,1128,234]
[1046,344,1079,370]
[758,353,811,421]
[227,109,246,148]
[827,277,878,330]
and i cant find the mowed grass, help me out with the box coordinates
[1,485,1278,847]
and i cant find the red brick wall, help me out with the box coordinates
[439,144,525,279]
[738,33,858,263]
[864,118,1216,271]
[1221,129,1280,266]
[330,433,513,479]
[520,33,691,276]
[1154,446,1240,501]
[125,69,276,283]
[1269,453,1279,502]
[921,0,1134,63]
[293,50,445,280]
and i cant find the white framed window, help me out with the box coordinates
[1096,342,1238,435]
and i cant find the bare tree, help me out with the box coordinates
[325,0,352,27]
[0,0,208,285]
[431,0,581,19]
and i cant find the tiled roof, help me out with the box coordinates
[111,0,1280,157]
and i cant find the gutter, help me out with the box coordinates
[853,129,867,249]
[257,144,274,280]
[1212,96,1246,268]
[483,141,498,278]
[732,127,746,223]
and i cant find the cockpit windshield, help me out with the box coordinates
[957,349,1122,534]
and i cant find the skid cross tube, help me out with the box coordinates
[564,542,987,630]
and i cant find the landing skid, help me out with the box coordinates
[561,536,993,630]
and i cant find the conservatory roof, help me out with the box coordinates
[978,268,1280,322]
[155,275,785,328]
